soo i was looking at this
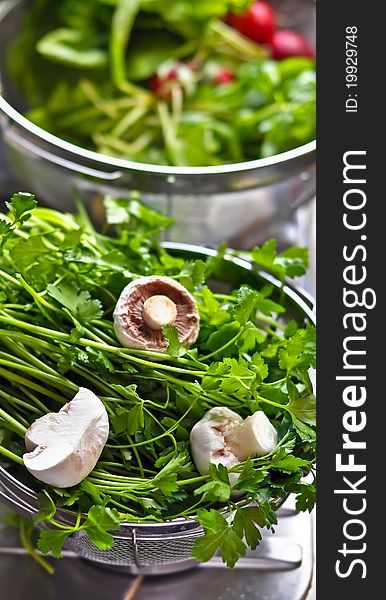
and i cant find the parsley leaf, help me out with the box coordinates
[111,403,144,436]
[232,286,260,325]
[33,491,57,526]
[233,507,263,549]
[10,236,51,269]
[37,529,73,559]
[251,240,308,282]
[270,450,311,473]
[194,463,232,502]
[163,325,187,358]
[47,283,103,323]
[237,322,266,354]
[193,509,247,568]
[287,393,316,427]
[295,483,316,512]
[6,192,37,222]
[82,506,120,550]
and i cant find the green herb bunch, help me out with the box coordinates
[8,0,316,166]
[0,193,315,567]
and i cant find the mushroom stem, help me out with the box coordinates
[143,295,177,330]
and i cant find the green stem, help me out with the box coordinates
[0,366,69,404]
[0,445,24,464]
[0,359,77,393]
[20,521,55,575]
[201,328,244,361]
[0,407,27,436]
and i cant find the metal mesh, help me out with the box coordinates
[65,531,199,567]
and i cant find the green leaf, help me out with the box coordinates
[291,417,316,441]
[232,286,260,325]
[278,325,316,372]
[0,219,12,244]
[233,507,263,549]
[83,506,120,550]
[270,451,310,473]
[10,236,51,269]
[295,483,316,512]
[202,322,240,354]
[276,246,309,278]
[153,452,189,495]
[33,491,56,526]
[179,259,206,290]
[111,402,144,436]
[80,481,104,505]
[194,463,232,502]
[163,325,187,358]
[47,283,103,323]
[199,287,230,326]
[287,393,316,427]
[104,196,174,233]
[233,459,268,493]
[127,403,145,435]
[193,509,247,568]
[237,322,266,354]
[256,501,278,529]
[219,358,255,396]
[251,240,308,281]
[6,192,37,221]
[37,529,72,558]
[250,352,269,382]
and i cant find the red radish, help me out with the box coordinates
[270,30,315,60]
[226,12,246,33]
[241,2,276,43]
[227,2,276,44]
[150,69,177,97]
[215,69,235,84]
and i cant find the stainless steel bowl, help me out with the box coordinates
[0,243,315,575]
[0,0,315,248]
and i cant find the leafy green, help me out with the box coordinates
[47,283,103,323]
[163,325,187,358]
[82,506,121,549]
[8,0,315,166]
[251,240,309,282]
[193,509,247,568]
[33,491,57,526]
[0,195,316,568]
[194,463,232,502]
[295,483,316,512]
[37,529,73,559]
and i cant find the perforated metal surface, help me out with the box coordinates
[65,531,199,568]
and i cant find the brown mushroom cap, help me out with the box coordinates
[113,276,200,351]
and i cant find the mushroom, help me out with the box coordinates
[190,407,278,476]
[113,276,200,352]
[23,387,109,488]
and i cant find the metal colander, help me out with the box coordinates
[0,245,315,574]
[0,0,315,250]
[0,444,204,575]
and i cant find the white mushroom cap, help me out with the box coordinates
[225,411,278,460]
[23,388,109,488]
[113,276,200,352]
[190,407,278,477]
[189,407,243,475]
